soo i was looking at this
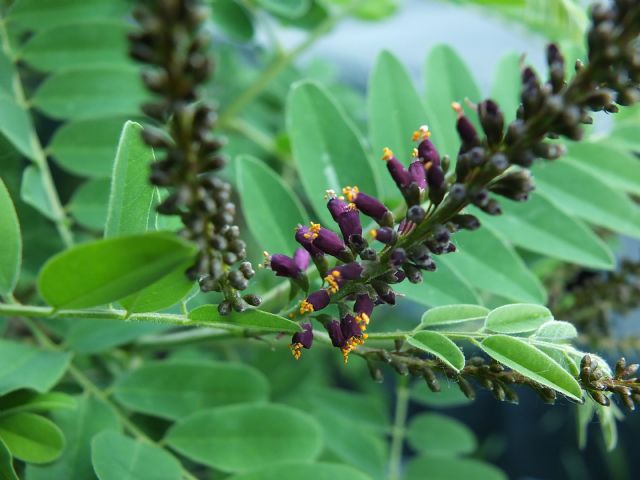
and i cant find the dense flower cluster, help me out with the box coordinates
[265,0,640,368]
[581,356,640,410]
[129,0,259,313]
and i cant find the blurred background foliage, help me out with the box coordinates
[0,0,639,479]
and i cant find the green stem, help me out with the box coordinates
[388,375,410,480]
[19,317,198,480]
[0,20,74,248]
[217,7,348,128]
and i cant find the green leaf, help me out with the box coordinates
[0,437,18,480]
[189,305,302,333]
[534,320,578,341]
[0,413,64,464]
[0,95,37,161]
[166,404,323,473]
[7,0,130,30]
[255,0,311,18]
[0,179,21,297]
[479,335,583,401]
[228,462,372,480]
[406,413,477,456]
[236,154,308,254]
[395,258,481,307]
[20,165,57,221]
[491,53,521,124]
[91,431,181,480]
[287,81,379,225]
[424,45,482,161]
[32,67,147,121]
[0,339,71,396]
[419,304,489,328]
[119,265,195,314]
[19,21,131,73]
[368,50,428,200]
[476,191,614,270]
[485,304,553,334]
[114,361,269,420]
[567,140,640,196]
[406,331,465,372]
[48,117,129,178]
[533,158,640,238]
[68,178,110,231]
[405,455,507,480]
[209,0,255,41]
[448,224,547,304]
[105,121,156,238]
[37,232,197,309]
[26,397,120,480]
[64,320,167,354]
[0,391,76,417]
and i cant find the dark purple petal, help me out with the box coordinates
[341,314,362,340]
[293,248,310,271]
[453,102,479,148]
[326,320,346,348]
[295,225,324,258]
[426,164,445,190]
[417,138,440,166]
[408,161,427,190]
[331,262,364,281]
[300,289,330,314]
[390,248,406,267]
[327,196,349,221]
[314,227,348,258]
[383,148,411,189]
[336,208,362,240]
[371,226,396,244]
[269,253,301,278]
[292,322,313,349]
[354,294,374,317]
[353,192,390,223]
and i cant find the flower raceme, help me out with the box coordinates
[265,0,640,365]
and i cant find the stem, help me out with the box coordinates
[0,20,74,248]
[217,7,349,128]
[388,375,410,480]
[20,317,198,480]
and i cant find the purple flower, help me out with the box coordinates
[390,248,406,267]
[355,294,374,317]
[295,225,324,258]
[268,253,303,279]
[417,138,440,167]
[326,320,346,348]
[341,314,362,340]
[293,248,310,271]
[343,187,392,226]
[325,262,363,293]
[371,227,396,244]
[336,208,362,241]
[326,193,350,221]
[382,147,411,189]
[408,161,427,190]
[299,289,330,314]
[313,226,352,262]
[290,322,313,360]
[426,164,445,190]
[453,102,479,151]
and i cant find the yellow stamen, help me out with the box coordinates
[324,273,340,294]
[347,202,358,212]
[370,229,378,239]
[412,125,431,142]
[342,186,359,202]
[309,222,321,234]
[451,101,463,117]
[299,300,315,314]
[382,147,394,161]
[290,342,303,360]
[411,147,419,158]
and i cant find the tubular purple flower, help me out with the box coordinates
[355,294,375,318]
[295,225,324,258]
[326,320,346,348]
[341,314,362,341]
[290,322,313,360]
[300,289,330,314]
[325,262,364,293]
[453,102,479,151]
[268,253,302,279]
[408,161,427,190]
[382,147,411,189]
[343,186,393,227]
[371,227,396,244]
[313,226,352,261]
[336,207,362,241]
[326,193,350,221]
[417,138,440,167]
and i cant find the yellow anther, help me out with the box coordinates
[347,203,358,212]
[324,274,340,294]
[412,125,431,141]
[332,271,341,277]
[451,101,463,116]
[324,189,337,200]
[382,147,394,161]
[290,342,303,360]
[342,186,359,202]
[370,229,378,239]
[309,222,321,233]
[411,147,419,158]
[299,300,315,314]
